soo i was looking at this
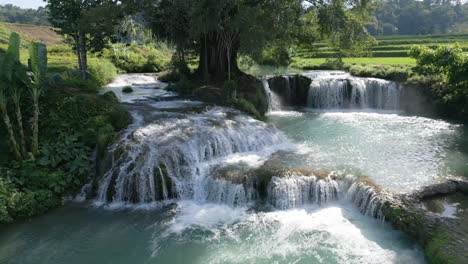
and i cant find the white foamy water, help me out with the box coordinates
[262,78,283,111]
[308,76,400,110]
[104,74,170,103]
[96,107,289,205]
[150,100,204,109]
[149,202,425,264]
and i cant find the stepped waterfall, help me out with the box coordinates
[93,74,394,220]
[96,107,287,205]
[95,102,387,218]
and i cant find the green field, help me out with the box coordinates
[290,34,468,69]
[291,57,416,68]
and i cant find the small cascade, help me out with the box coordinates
[346,181,386,220]
[267,175,340,209]
[307,76,401,110]
[95,107,287,205]
[262,78,283,111]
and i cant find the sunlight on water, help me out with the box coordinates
[268,111,466,192]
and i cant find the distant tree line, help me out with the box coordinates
[368,0,468,35]
[0,4,50,26]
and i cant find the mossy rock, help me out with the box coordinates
[192,85,223,103]
[235,74,268,116]
[101,91,119,103]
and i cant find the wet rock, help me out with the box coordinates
[266,74,312,107]
[410,177,468,201]
[375,177,468,264]
[122,86,134,93]
[192,85,222,103]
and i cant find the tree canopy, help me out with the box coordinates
[369,0,468,35]
[46,0,126,79]
[145,0,376,81]
[0,5,49,26]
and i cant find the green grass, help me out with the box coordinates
[291,57,416,69]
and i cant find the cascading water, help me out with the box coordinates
[307,75,401,110]
[264,172,386,219]
[267,175,340,209]
[95,107,288,205]
[262,78,283,111]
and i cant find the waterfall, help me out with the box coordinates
[95,107,287,205]
[262,78,283,111]
[345,181,386,220]
[267,175,340,209]
[307,76,401,110]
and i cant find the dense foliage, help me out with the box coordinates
[0,5,49,26]
[146,0,376,81]
[101,43,172,73]
[0,32,130,224]
[409,44,468,119]
[369,0,468,35]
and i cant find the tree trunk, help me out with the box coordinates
[13,98,26,156]
[196,33,240,82]
[1,107,21,160]
[77,32,88,80]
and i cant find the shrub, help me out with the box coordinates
[59,78,100,93]
[88,58,118,87]
[101,43,171,73]
[167,76,194,95]
[409,44,468,118]
[347,64,411,81]
[158,71,181,83]
[257,45,291,66]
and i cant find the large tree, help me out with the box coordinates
[46,0,125,79]
[146,0,375,82]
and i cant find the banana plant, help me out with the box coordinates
[28,42,48,156]
[0,33,25,160]
[7,32,28,156]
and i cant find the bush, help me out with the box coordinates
[158,70,181,83]
[59,78,100,93]
[0,168,63,224]
[347,64,411,81]
[257,45,291,66]
[167,76,194,95]
[101,43,171,73]
[88,58,118,87]
[409,44,468,119]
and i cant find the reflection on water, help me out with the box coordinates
[422,193,468,219]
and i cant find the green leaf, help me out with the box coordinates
[29,42,48,83]
[7,32,20,61]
